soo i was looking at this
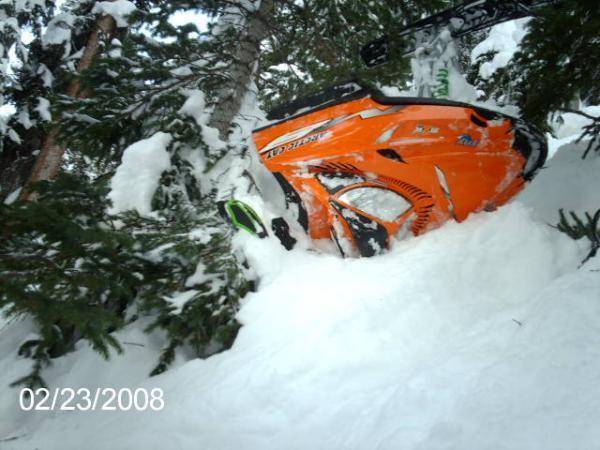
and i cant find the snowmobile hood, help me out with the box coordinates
[252,81,547,257]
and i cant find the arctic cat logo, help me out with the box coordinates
[265,132,329,159]
[457,134,479,147]
[413,124,440,135]
[260,120,330,154]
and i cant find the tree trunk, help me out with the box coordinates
[20,12,118,201]
[208,0,274,141]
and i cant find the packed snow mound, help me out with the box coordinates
[547,106,600,157]
[3,194,598,449]
[519,142,600,224]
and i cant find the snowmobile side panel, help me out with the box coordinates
[252,82,547,256]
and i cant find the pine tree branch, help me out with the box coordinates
[558,108,600,159]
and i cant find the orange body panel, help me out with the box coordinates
[253,89,545,257]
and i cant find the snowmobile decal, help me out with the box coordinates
[261,105,405,159]
[252,81,547,257]
[260,120,330,154]
[457,134,479,147]
[413,125,440,135]
[264,132,330,160]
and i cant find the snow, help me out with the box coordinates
[2,14,600,450]
[3,187,22,205]
[546,105,600,157]
[92,0,137,28]
[2,137,599,449]
[185,261,210,287]
[34,97,51,122]
[471,18,530,80]
[519,142,600,224]
[108,132,172,216]
[163,290,199,314]
[179,89,227,154]
[179,89,207,126]
[42,12,75,49]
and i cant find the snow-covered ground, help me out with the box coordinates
[2,18,600,450]
[1,132,599,449]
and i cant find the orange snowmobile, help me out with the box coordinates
[252,81,547,257]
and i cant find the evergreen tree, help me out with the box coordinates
[0,1,258,387]
[0,0,60,200]
[257,0,452,110]
[472,0,600,155]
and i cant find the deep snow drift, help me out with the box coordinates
[2,17,600,450]
[1,139,599,450]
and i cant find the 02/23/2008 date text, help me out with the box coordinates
[19,387,165,412]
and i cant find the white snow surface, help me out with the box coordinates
[34,97,51,122]
[519,142,600,224]
[471,18,530,80]
[2,138,600,449]
[42,12,76,49]
[92,0,137,28]
[108,132,172,216]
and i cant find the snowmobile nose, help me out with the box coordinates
[512,121,548,180]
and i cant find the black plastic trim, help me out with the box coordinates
[272,172,309,232]
[470,114,488,127]
[331,201,388,257]
[255,80,507,133]
[266,81,370,121]
[377,149,406,163]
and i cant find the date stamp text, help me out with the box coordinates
[19,387,165,412]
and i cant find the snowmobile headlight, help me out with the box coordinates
[338,187,411,222]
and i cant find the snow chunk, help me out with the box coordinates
[163,290,198,314]
[179,89,207,126]
[185,262,210,287]
[109,132,172,216]
[92,0,137,28]
[42,13,75,48]
[34,97,51,122]
[179,89,227,152]
[471,18,530,79]
[7,128,21,144]
[3,187,22,205]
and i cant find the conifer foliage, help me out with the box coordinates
[0,0,106,199]
[0,1,258,388]
[556,209,600,266]
[1,0,599,390]
[258,0,451,110]
[472,0,600,154]
[0,170,250,387]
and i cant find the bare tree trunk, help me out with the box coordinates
[208,0,274,141]
[21,13,118,201]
